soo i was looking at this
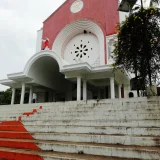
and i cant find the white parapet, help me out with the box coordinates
[36,28,43,53]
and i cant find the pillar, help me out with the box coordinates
[110,77,115,99]
[83,79,87,101]
[11,88,16,105]
[29,86,33,104]
[77,77,81,101]
[20,83,25,104]
[118,85,121,98]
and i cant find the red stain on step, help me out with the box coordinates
[39,106,43,109]
[18,116,22,121]
[0,140,40,150]
[23,108,37,116]
[0,121,43,159]
[0,150,43,160]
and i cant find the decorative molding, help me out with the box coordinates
[52,19,105,65]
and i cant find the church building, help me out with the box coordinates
[0,0,131,104]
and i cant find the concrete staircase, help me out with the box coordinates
[0,97,159,160]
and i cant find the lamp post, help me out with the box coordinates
[118,0,138,13]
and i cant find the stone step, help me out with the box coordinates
[0,108,159,116]
[0,147,139,160]
[0,104,159,115]
[40,107,160,114]
[21,113,160,121]
[0,131,159,147]
[42,104,160,110]
[0,139,159,159]
[0,100,159,111]
[0,125,159,136]
[2,111,160,119]
[38,108,160,113]
[33,112,160,118]
[0,117,17,121]
[22,119,160,127]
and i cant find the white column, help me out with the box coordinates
[20,83,25,104]
[83,79,87,101]
[11,88,16,105]
[29,86,33,104]
[77,77,81,101]
[110,77,115,99]
[118,85,121,98]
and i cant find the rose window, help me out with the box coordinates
[73,43,89,58]
[64,33,99,65]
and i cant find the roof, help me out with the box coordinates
[43,0,68,23]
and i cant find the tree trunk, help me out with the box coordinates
[141,0,144,8]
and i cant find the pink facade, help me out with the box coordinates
[42,0,119,63]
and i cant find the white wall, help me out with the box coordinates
[64,33,100,66]
[119,11,128,23]
[36,28,43,53]
[106,35,117,65]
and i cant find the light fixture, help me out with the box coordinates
[118,0,138,12]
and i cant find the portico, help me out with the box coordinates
[0,50,130,104]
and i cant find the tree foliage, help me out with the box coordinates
[0,88,29,105]
[113,7,160,92]
[0,89,12,105]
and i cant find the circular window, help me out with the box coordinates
[64,33,99,65]
[70,0,84,13]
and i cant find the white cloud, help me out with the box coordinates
[0,0,66,91]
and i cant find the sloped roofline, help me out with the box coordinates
[43,0,68,23]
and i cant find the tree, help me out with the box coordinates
[114,7,160,96]
[0,88,29,105]
[0,89,12,105]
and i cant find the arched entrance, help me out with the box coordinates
[24,51,74,102]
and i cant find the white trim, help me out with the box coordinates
[106,34,117,64]
[24,50,68,76]
[0,79,14,84]
[52,19,105,65]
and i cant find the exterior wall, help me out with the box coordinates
[64,33,100,66]
[106,34,117,65]
[119,11,128,23]
[36,29,43,53]
[42,0,119,64]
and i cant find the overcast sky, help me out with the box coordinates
[0,0,66,91]
[0,0,151,91]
